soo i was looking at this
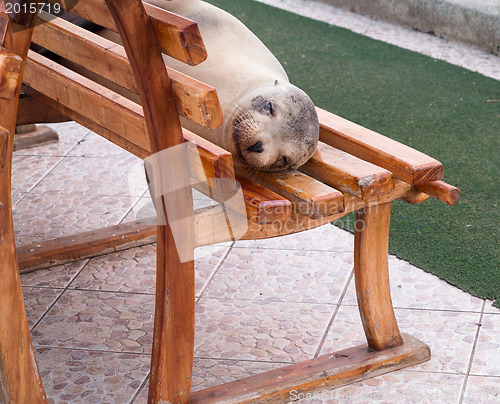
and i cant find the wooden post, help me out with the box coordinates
[104,0,196,402]
[354,202,403,351]
[0,2,47,403]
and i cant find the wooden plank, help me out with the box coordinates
[16,91,72,125]
[0,46,23,100]
[46,0,207,65]
[17,91,235,192]
[300,142,394,199]
[31,12,222,128]
[24,50,151,150]
[0,201,3,245]
[416,180,460,206]
[239,169,345,219]
[191,333,430,403]
[240,179,417,241]
[237,175,292,224]
[23,53,227,163]
[317,107,443,185]
[17,220,157,272]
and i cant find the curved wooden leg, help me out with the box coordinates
[1,10,47,402]
[1,156,46,404]
[354,202,403,351]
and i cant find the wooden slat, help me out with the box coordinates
[241,179,417,241]
[23,52,224,158]
[300,142,394,199]
[191,333,430,403]
[317,107,443,185]
[17,220,157,272]
[17,202,248,272]
[416,180,460,206]
[237,175,292,224]
[46,0,207,65]
[17,90,235,201]
[0,46,23,100]
[24,50,151,149]
[21,90,152,157]
[31,12,222,128]
[16,91,72,125]
[240,169,345,219]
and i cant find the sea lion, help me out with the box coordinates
[147,0,319,171]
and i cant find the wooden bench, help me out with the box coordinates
[0,1,459,402]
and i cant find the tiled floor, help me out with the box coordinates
[7,0,500,403]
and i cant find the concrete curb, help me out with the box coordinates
[316,0,500,55]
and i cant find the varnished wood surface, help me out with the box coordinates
[416,180,460,206]
[237,175,292,224]
[104,0,197,402]
[354,203,403,351]
[0,47,23,100]
[46,0,207,65]
[31,12,222,129]
[17,220,156,272]
[0,3,48,402]
[191,334,430,403]
[239,169,345,219]
[16,91,71,125]
[317,107,444,185]
[240,179,416,241]
[300,141,395,199]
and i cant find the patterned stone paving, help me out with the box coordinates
[4,0,499,403]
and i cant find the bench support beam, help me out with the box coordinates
[191,333,429,403]
[354,202,403,350]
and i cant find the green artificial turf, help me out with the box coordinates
[206,0,500,306]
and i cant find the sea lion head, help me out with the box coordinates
[228,81,319,171]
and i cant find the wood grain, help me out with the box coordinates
[191,333,430,403]
[300,141,394,199]
[104,0,196,402]
[416,180,460,206]
[0,46,23,100]
[354,202,403,351]
[46,0,207,65]
[16,91,71,125]
[31,12,222,128]
[239,169,345,219]
[237,175,292,224]
[0,2,47,401]
[317,107,443,185]
[17,220,156,272]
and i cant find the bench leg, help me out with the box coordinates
[354,202,403,351]
[148,226,195,404]
[0,180,47,403]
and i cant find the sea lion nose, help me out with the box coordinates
[247,141,264,153]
